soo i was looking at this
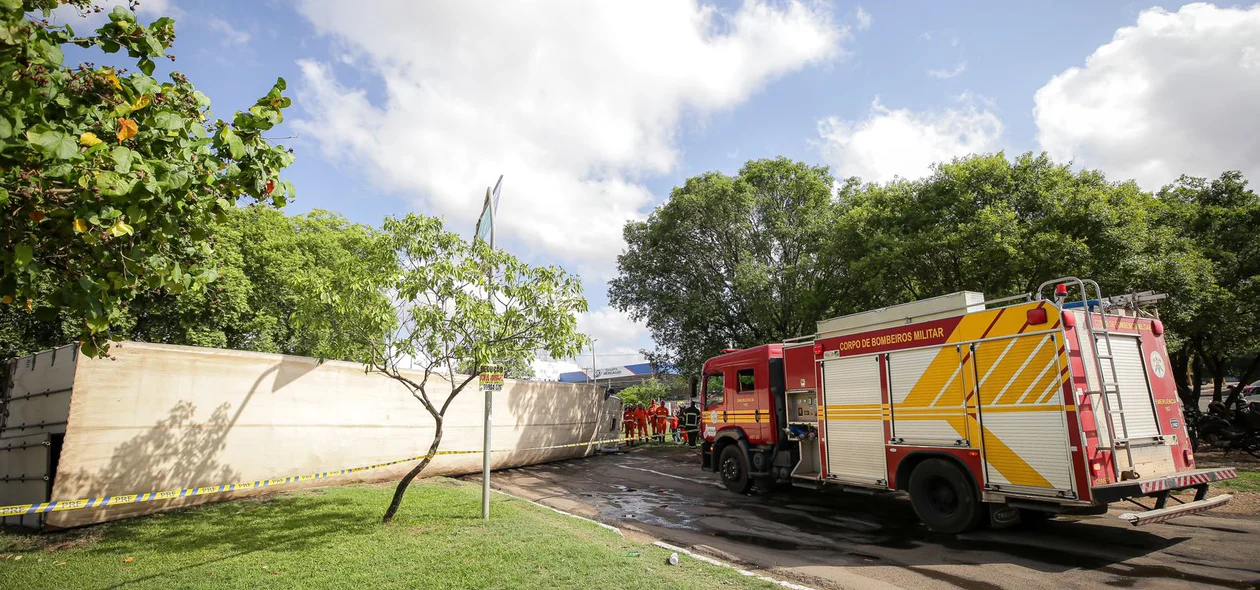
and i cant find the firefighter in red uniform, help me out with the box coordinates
[650,400,660,438]
[622,405,637,443]
[634,404,650,442]
[653,400,670,442]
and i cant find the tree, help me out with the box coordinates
[126,207,389,361]
[458,356,535,380]
[0,1,294,357]
[613,152,1221,379]
[300,214,587,523]
[832,153,1163,307]
[0,207,389,362]
[1155,172,1260,404]
[616,376,685,407]
[609,157,840,374]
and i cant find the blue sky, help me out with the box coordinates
[52,1,1260,375]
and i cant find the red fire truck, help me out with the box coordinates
[695,277,1236,533]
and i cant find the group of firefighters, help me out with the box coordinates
[621,399,702,446]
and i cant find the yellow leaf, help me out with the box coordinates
[108,219,134,237]
[25,299,32,313]
[79,132,102,147]
[131,94,152,112]
[1,296,11,305]
[73,218,88,233]
[116,118,138,143]
[103,69,121,90]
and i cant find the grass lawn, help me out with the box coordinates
[0,479,777,590]
[1218,468,1260,493]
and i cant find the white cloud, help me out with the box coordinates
[206,16,249,47]
[816,94,1004,182]
[1034,3,1260,190]
[854,6,872,31]
[928,61,966,79]
[292,1,845,273]
[576,307,650,368]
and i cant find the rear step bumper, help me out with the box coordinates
[1091,467,1238,503]
[1118,494,1232,526]
[1091,467,1237,525]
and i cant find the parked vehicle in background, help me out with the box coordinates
[1241,380,1260,397]
[694,277,1237,534]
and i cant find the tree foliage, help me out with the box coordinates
[616,376,685,408]
[613,152,1257,405]
[610,157,839,373]
[298,214,588,523]
[1154,172,1260,402]
[0,0,294,356]
[0,207,387,362]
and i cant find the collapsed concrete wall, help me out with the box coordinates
[0,342,619,529]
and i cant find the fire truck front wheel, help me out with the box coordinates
[718,444,752,494]
[908,459,984,534]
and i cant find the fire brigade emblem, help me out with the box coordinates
[1150,351,1166,378]
[710,410,718,424]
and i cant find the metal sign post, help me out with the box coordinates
[479,364,503,519]
[473,175,502,520]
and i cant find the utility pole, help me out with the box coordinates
[590,339,598,387]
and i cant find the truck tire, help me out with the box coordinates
[908,458,984,534]
[718,444,752,494]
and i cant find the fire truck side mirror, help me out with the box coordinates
[689,375,698,401]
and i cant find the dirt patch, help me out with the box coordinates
[1169,490,1260,517]
[0,525,106,553]
[1194,448,1260,469]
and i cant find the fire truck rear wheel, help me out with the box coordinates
[908,459,984,534]
[718,444,752,494]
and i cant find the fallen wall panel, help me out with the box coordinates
[46,342,616,528]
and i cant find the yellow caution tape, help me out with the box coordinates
[0,436,633,518]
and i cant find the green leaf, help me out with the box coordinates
[0,115,11,139]
[166,168,190,190]
[138,57,155,77]
[130,74,159,96]
[0,0,22,12]
[144,35,163,57]
[26,126,78,160]
[111,145,134,173]
[223,128,245,159]
[152,111,183,130]
[14,243,32,267]
[35,40,63,67]
[95,171,134,197]
[85,313,110,333]
[0,187,7,206]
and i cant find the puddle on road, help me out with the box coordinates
[569,450,1260,588]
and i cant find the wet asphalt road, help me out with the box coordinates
[487,445,1260,590]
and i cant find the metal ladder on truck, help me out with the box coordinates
[1039,277,1139,480]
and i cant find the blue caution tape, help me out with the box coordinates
[0,436,633,517]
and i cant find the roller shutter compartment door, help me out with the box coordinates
[888,346,968,446]
[974,334,1074,493]
[1096,336,1160,440]
[822,356,887,485]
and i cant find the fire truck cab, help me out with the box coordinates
[697,277,1236,533]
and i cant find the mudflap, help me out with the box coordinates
[701,441,713,472]
[988,504,1021,529]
